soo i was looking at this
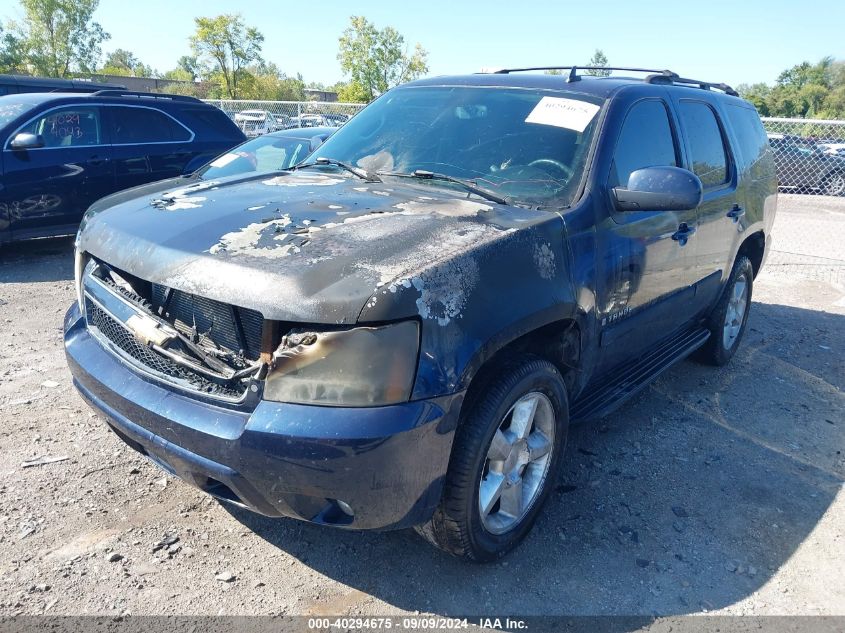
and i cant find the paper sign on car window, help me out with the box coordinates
[525,97,600,132]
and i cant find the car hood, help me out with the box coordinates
[77,170,543,324]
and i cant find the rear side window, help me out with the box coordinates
[610,100,677,187]
[110,106,191,144]
[678,101,729,188]
[19,106,102,147]
[724,104,769,169]
[181,107,244,140]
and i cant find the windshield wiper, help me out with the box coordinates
[286,156,382,182]
[378,169,510,206]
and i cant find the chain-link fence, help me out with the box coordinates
[761,117,845,197]
[204,99,365,137]
[757,118,845,288]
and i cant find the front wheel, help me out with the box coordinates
[416,356,569,561]
[695,256,754,366]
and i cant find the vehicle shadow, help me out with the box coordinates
[0,236,75,284]
[226,300,844,617]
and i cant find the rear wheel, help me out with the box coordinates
[823,172,845,196]
[416,356,568,561]
[695,256,753,366]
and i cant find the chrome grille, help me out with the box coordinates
[86,301,246,400]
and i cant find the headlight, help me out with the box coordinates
[263,321,419,407]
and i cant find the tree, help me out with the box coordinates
[544,50,610,77]
[0,25,26,74]
[738,57,845,119]
[585,49,610,77]
[337,16,428,103]
[237,63,305,101]
[176,55,202,81]
[736,82,772,116]
[162,67,193,82]
[9,0,109,77]
[101,48,154,77]
[190,14,263,99]
[161,81,209,98]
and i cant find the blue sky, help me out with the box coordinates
[12,0,843,88]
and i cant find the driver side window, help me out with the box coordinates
[19,107,102,148]
[610,100,677,187]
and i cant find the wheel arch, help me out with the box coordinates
[457,314,585,420]
[736,229,766,279]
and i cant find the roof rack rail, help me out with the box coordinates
[87,89,202,102]
[483,65,739,96]
[644,72,738,96]
[488,65,674,81]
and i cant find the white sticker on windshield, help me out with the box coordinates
[525,97,600,132]
[209,153,239,168]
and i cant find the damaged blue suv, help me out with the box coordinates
[64,67,777,560]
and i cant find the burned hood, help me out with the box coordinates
[77,170,548,324]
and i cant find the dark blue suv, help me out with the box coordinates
[0,90,245,244]
[64,67,777,561]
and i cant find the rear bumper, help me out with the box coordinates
[64,303,461,530]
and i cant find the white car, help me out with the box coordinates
[819,142,845,157]
[233,110,281,137]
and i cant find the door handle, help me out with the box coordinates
[89,157,110,166]
[671,223,696,244]
[726,205,745,222]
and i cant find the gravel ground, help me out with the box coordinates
[0,194,842,617]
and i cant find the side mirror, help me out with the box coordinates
[309,134,328,152]
[612,166,703,212]
[10,132,45,150]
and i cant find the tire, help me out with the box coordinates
[695,256,754,366]
[823,172,845,197]
[416,356,569,561]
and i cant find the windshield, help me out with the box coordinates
[0,100,38,129]
[198,135,312,178]
[313,86,603,207]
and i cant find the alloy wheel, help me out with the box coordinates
[478,391,556,535]
[722,275,749,350]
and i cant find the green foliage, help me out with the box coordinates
[101,48,155,77]
[543,50,610,77]
[236,63,305,101]
[585,49,610,77]
[0,24,26,73]
[738,57,845,119]
[176,55,202,80]
[190,14,263,99]
[337,16,428,103]
[160,81,208,98]
[9,0,109,77]
[162,68,192,82]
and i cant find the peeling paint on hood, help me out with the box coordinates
[77,170,549,324]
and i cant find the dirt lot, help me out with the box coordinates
[0,194,843,617]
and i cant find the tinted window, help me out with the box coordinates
[19,106,102,147]
[679,101,729,188]
[110,107,191,143]
[610,100,677,187]
[182,107,243,140]
[724,104,768,168]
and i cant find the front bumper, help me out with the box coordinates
[64,304,461,530]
